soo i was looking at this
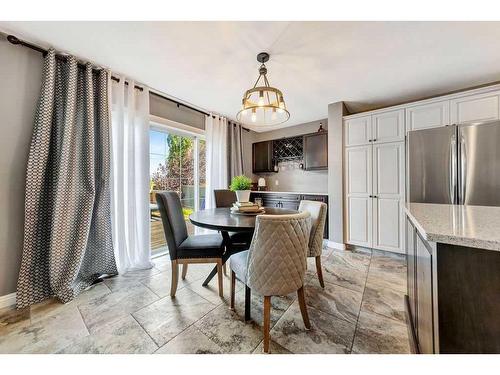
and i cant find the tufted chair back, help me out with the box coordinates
[299,200,328,257]
[246,211,311,296]
[156,191,188,260]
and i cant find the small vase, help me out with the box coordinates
[235,190,251,203]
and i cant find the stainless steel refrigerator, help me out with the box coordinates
[408,120,500,206]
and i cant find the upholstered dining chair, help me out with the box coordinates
[156,191,224,298]
[299,200,328,288]
[229,211,312,353]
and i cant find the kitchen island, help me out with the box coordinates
[405,203,500,354]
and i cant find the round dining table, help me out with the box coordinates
[189,207,297,287]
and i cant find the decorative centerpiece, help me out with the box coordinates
[230,175,252,203]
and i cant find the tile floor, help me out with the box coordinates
[0,247,410,354]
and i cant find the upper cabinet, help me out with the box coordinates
[345,109,404,146]
[451,91,500,124]
[345,115,372,146]
[252,140,274,173]
[406,100,450,131]
[372,109,405,143]
[304,132,328,170]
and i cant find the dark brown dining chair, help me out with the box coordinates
[156,191,224,298]
[213,189,253,252]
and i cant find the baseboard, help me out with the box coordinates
[0,292,16,309]
[326,240,346,250]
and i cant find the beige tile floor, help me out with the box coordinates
[0,247,410,354]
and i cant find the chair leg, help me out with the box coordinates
[181,263,188,280]
[315,256,325,288]
[230,271,236,310]
[170,260,179,298]
[223,263,227,276]
[263,296,271,353]
[244,285,251,321]
[216,259,224,298]
[297,286,311,329]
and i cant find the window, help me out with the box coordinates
[149,127,205,257]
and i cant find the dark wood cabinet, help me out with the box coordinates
[405,214,500,354]
[406,219,417,333]
[415,232,434,354]
[252,141,274,173]
[303,133,328,170]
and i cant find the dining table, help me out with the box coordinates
[189,206,298,287]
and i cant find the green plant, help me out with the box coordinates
[230,175,252,191]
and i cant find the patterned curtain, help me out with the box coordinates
[16,49,117,309]
[228,122,244,180]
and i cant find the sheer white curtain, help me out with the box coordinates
[205,114,228,209]
[110,76,153,272]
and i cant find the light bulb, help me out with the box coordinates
[241,109,247,117]
[258,91,264,107]
[251,109,257,122]
[277,108,284,114]
[271,108,277,120]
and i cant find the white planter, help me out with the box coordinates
[235,190,251,203]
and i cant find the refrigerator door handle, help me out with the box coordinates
[450,134,457,204]
[459,135,467,205]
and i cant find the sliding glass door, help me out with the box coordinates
[149,127,205,256]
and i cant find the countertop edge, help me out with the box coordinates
[405,206,500,251]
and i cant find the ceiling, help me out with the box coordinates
[2,21,500,132]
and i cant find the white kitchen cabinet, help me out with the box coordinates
[372,109,405,143]
[345,146,372,247]
[372,142,405,252]
[344,115,372,147]
[406,100,450,131]
[345,141,405,253]
[451,91,500,124]
[345,110,404,146]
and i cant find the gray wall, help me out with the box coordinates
[327,102,347,245]
[0,38,43,296]
[245,119,328,193]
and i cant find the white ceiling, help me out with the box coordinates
[2,21,500,131]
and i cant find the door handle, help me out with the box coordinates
[450,134,457,204]
[459,135,467,205]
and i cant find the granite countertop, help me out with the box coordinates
[405,203,500,251]
[251,190,327,196]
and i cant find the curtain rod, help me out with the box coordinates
[6,34,249,132]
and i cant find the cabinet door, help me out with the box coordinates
[406,100,450,131]
[416,232,434,354]
[372,109,405,143]
[345,115,372,146]
[451,91,500,124]
[252,141,273,173]
[372,142,405,253]
[304,133,328,170]
[345,145,372,247]
[406,218,417,331]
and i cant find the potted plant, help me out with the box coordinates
[230,175,252,203]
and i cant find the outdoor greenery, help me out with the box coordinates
[151,134,206,210]
[230,175,252,191]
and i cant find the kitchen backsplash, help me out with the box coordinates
[258,160,328,193]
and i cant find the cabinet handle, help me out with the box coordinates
[369,195,373,198]
[368,139,372,142]
[373,139,377,142]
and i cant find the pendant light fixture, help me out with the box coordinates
[237,52,290,126]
